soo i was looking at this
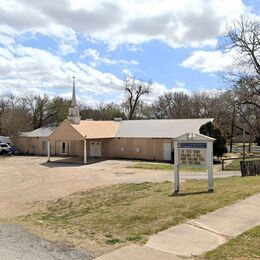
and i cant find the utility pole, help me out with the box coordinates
[230,104,235,153]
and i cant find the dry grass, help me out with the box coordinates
[225,158,259,171]
[18,176,260,252]
[128,162,207,172]
[200,225,260,259]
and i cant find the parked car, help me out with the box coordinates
[0,143,13,155]
[0,136,13,146]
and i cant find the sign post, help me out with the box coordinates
[173,133,215,193]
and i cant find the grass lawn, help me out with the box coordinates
[224,159,242,171]
[16,176,260,252]
[128,162,207,172]
[225,158,260,171]
[201,225,260,259]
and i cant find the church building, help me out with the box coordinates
[18,78,213,163]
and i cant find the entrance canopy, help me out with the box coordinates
[173,132,215,193]
[49,119,119,141]
[47,119,119,164]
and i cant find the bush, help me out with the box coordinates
[200,122,227,158]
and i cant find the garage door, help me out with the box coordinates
[90,142,101,157]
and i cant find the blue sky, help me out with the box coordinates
[0,0,259,106]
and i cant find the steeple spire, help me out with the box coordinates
[67,75,81,124]
[71,76,77,107]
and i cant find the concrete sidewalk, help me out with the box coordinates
[96,193,260,260]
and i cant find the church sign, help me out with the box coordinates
[178,142,207,166]
[173,133,215,193]
[178,143,207,149]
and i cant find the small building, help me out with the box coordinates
[18,78,213,163]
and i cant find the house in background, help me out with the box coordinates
[18,78,213,163]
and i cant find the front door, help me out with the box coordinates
[60,142,68,156]
[163,143,171,161]
[90,142,101,157]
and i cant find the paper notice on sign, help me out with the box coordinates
[179,149,206,166]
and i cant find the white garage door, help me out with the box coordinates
[90,142,101,157]
[163,143,171,161]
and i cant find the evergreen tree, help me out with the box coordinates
[200,122,227,157]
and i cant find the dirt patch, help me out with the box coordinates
[0,156,172,218]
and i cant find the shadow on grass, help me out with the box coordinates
[170,190,214,197]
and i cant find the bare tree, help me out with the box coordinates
[146,92,191,119]
[23,95,54,129]
[1,109,31,145]
[223,16,260,77]
[222,16,260,144]
[122,76,151,119]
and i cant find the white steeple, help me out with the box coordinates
[71,76,77,107]
[67,76,81,124]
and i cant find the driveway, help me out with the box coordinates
[0,156,167,218]
[0,156,240,218]
[0,224,92,260]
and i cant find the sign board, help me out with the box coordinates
[178,143,207,149]
[179,149,206,166]
[178,142,207,166]
[173,133,215,193]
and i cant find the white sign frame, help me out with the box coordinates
[173,133,215,193]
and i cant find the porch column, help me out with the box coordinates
[47,140,51,162]
[207,141,214,192]
[84,139,87,164]
[173,140,179,193]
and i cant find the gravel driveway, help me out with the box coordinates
[0,156,170,218]
[0,156,240,219]
[0,156,240,259]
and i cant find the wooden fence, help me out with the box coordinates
[240,160,260,177]
[221,156,260,171]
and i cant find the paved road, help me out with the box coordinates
[179,170,240,180]
[0,224,92,260]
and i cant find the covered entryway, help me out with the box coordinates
[46,119,119,164]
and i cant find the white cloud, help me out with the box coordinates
[0,44,123,98]
[181,50,234,73]
[0,0,248,49]
[80,48,100,60]
[80,48,138,67]
[122,68,132,76]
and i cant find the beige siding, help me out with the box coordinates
[17,136,172,161]
[16,137,56,156]
[50,120,84,141]
[111,138,172,161]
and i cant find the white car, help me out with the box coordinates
[0,143,12,155]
